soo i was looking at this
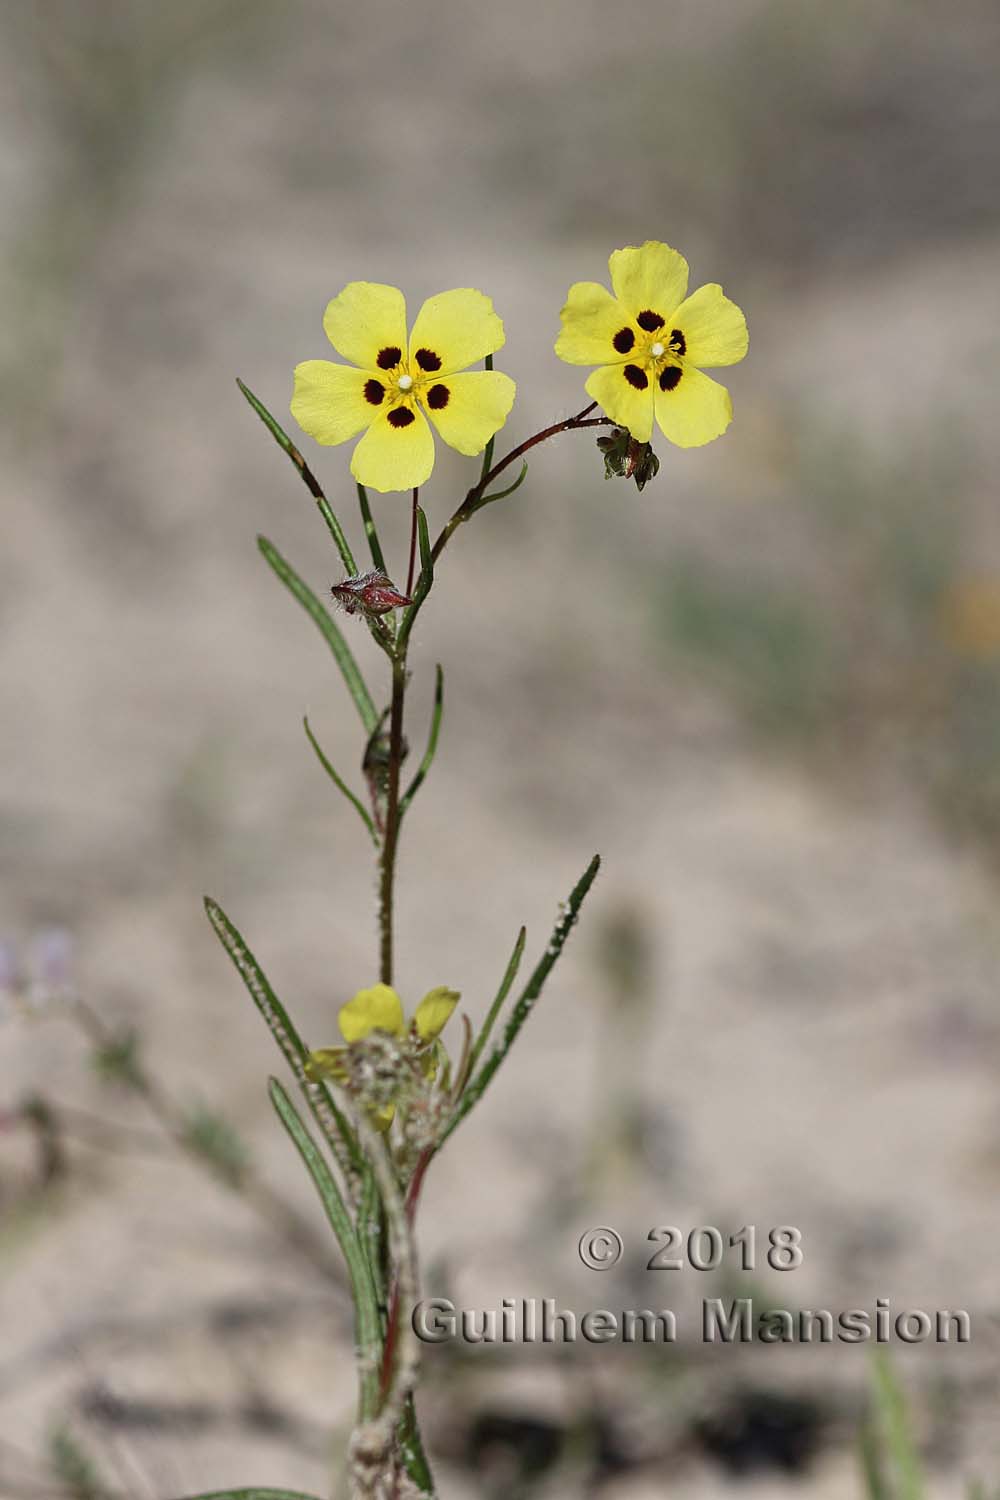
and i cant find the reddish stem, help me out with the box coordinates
[378,1147,434,1401]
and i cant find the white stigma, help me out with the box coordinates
[650,341,665,358]
[398,374,413,391]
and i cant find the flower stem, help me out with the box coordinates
[430,401,609,565]
[378,654,408,985]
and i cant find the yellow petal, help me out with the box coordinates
[412,986,460,1041]
[304,1047,349,1082]
[421,371,515,457]
[555,281,635,367]
[291,361,381,445]
[654,364,733,448]
[350,403,435,493]
[322,282,408,371]
[609,242,689,324]
[669,283,748,368]
[408,289,505,377]
[339,984,406,1041]
[585,362,655,444]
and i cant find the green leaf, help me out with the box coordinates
[174,1491,325,1500]
[359,1162,387,1320]
[399,663,443,818]
[269,1079,382,1421]
[470,459,528,513]
[204,897,363,1180]
[258,535,377,734]
[443,855,600,1143]
[303,715,377,843]
[236,379,356,573]
[467,925,526,1078]
[356,482,388,575]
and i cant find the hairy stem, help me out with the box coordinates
[378,655,408,986]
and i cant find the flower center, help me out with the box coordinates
[650,341,665,358]
[398,373,414,392]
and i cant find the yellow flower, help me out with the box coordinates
[291,283,516,493]
[306,983,459,1085]
[555,241,748,448]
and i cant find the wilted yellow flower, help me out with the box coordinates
[556,241,748,448]
[291,283,516,493]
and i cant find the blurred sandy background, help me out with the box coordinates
[2,1,1000,1496]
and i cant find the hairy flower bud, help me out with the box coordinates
[331,570,411,617]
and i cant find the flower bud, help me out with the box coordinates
[596,427,660,492]
[331,570,411,617]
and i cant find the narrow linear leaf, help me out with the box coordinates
[358,1163,387,1320]
[470,459,529,513]
[175,1490,325,1500]
[398,507,433,653]
[204,897,363,1179]
[399,663,443,818]
[356,482,388,574]
[871,1352,924,1500]
[258,535,377,734]
[467,925,526,1077]
[236,379,356,572]
[303,715,377,843]
[269,1080,382,1420]
[443,855,600,1142]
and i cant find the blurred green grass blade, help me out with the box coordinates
[859,1420,888,1500]
[258,535,378,734]
[236,379,356,573]
[443,855,600,1142]
[268,1078,382,1420]
[356,482,388,574]
[467,924,526,1078]
[399,663,443,818]
[871,1352,924,1500]
[303,715,377,843]
[204,897,363,1179]
[49,1424,108,1500]
[398,507,433,653]
[470,460,528,513]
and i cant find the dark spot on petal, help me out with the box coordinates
[669,329,687,355]
[426,384,449,410]
[387,407,416,428]
[415,348,442,372]
[659,366,682,392]
[613,327,635,354]
[377,346,402,369]
[637,310,665,332]
[624,364,648,390]
[364,379,385,406]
